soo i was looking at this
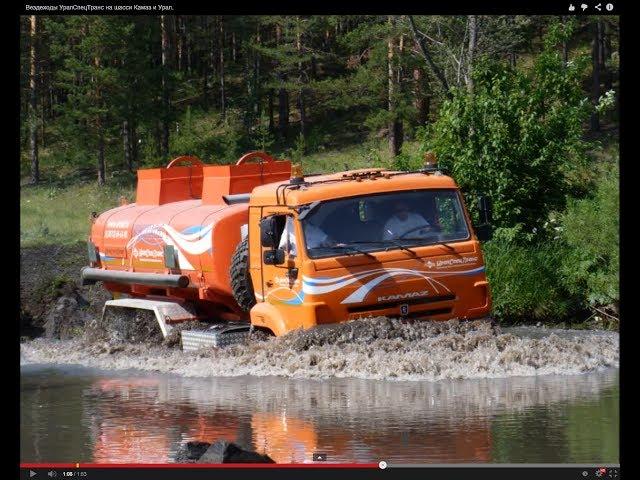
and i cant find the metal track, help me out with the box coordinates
[181,323,251,351]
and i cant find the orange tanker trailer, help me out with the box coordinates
[82,151,493,347]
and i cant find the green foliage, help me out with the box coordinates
[169,108,244,164]
[559,162,619,306]
[250,113,276,152]
[392,125,430,171]
[48,17,133,145]
[483,239,577,321]
[483,160,619,320]
[426,22,592,235]
[290,133,307,161]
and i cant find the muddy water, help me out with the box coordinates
[21,319,619,381]
[20,321,619,464]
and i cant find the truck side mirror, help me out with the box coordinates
[476,223,493,242]
[475,194,493,241]
[263,248,285,265]
[477,194,492,225]
[260,216,278,248]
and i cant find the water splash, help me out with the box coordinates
[21,318,618,381]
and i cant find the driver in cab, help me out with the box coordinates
[382,200,431,240]
[279,216,332,256]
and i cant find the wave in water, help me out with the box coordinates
[21,318,619,381]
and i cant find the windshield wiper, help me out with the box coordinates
[401,236,455,250]
[328,244,377,259]
[349,240,417,256]
[381,239,417,255]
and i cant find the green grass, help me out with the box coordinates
[21,180,135,247]
[20,140,421,247]
[299,139,421,174]
[483,239,577,323]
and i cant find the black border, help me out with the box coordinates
[18,466,623,480]
[13,4,628,480]
[16,0,626,15]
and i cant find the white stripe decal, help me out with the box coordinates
[302,266,483,304]
[302,268,390,285]
[125,223,214,269]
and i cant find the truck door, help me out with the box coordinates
[260,208,303,307]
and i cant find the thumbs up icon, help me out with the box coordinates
[569,3,576,10]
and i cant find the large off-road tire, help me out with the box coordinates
[230,237,256,312]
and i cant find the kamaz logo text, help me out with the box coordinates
[377,290,429,302]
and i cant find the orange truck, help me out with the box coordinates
[81,151,493,346]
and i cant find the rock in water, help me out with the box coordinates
[174,441,211,463]
[196,440,275,463]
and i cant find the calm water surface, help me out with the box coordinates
[21,364,618,464]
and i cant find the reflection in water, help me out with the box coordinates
[21,366,618,464]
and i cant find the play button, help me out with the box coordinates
[29,471,36,478]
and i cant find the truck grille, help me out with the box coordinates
[346,293,455,314]
[402,307,453,319]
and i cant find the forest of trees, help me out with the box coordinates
[19,15,620,324]
[20,15,618,183]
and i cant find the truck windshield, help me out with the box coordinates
[300,189,470,259]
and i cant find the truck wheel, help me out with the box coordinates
[230,237,256,312]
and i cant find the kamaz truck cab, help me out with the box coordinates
[238,163,493,337]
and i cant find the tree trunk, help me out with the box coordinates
[387,16,402,157]
[278,87,288,137]
[160,15,170,159]
[602,19,612,91]
[131,121,138,165]
[590,21,601,132]
[41,98,46,149]
[97,120,105,186]
[268,89,274,132]
[408,15,452,99]
[298,93,306,139]
[219,17,226,119]
[123,120,132,171]
[466,15,478,94]
[388,17,396,156]
[29,15,39,184]
[210,23,216,80]
[155,122,162,157]
[232,30,236,62]
[203,57,209,110]
[244,53,252,130]
[253,26,261,117]
[177,16,184,71]
[413,68,428,126]
[276,23,288,137]
[94,54,106,185]
[297,18,306,139]
[397,34,404,84]
[186,28,193,75]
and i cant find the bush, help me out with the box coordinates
[483,239,577,322]
[424,21,592,236]
[560,162,619,307]
[169,107,245,164]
